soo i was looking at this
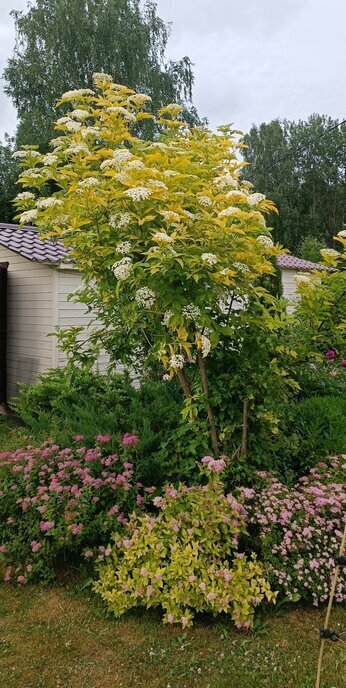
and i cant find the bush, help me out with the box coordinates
[239,456,346,605]
[94,460,276,629]
[13,366,185,486]
[296,359,346,399]
[0,434,153,583]
[249,394,346,479]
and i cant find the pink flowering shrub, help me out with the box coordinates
[0,434,151,583]
[94,464,276,629]
[239,455,346,605]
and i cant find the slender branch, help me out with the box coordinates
[240,397,249,458]
[197,351,219,456]
[176,369,192,398]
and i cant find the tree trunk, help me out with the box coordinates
[176,369,192,398]
[197,351,219,456]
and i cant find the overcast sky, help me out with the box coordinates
[0,0,345,141]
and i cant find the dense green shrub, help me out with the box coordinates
[254,395,346,478]
[13,366,185,485]
[296,360,346,399]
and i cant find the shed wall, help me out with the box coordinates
[0,246,54,398]
[57,269,109,372]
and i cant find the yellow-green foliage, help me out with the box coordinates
[12,72,283,377]
[94,474,276,628]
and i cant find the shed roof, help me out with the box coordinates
[0,223,67,263]
[277,253,326,271]
[0,223,328,271]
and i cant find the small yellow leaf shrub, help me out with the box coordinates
[94,468,276,628]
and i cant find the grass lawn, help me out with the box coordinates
[0,582,345,688]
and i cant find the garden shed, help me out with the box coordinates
[0,222,108,400]
[0,223,325,401]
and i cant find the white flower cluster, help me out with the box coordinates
[42,153,58,166]
[106,106,136,123]
[12,150,29,159]
[214,172,238,189]
[124,187,152,201]
[109,212,132,228]
[148,179,168,190]
[152,232,173,244]
[61,88,93,100]
[161,210,180,222]
[219,206,242,218]
[200,334,211,358]
[128,93,152,104]
[162,310,173,326]
[257,235,274,248]
[65,143,90,156]
[100,158,119,170]
[81,127,101,139]
[21,169,45,180]
[169,354,185,369]
[51,137,65,148]
[70,109,89,120]
[112,149,133,165]
[163,170,179,177]
[36,197,63,209]
[125,159,145,170]
[65,120,82,132]
[15,191,35,202]
[92,72,113,83]
[201,253,218,265]
[19,209,37,223]
[78,177,100,188]
[233,261,250,273]
[183,210,196,221]
[162,373,171,381]
[13,149,40,159]
[114,172,131,185]
[116,241,131,255]
[182,303,201,321]
[112,257,133,280]
[56,116,73,126]
[226,190,248,201]
[337,229,346,238]
[135,287,156,308]
[197,195,212,207]
[320,248,340,258]
[295,275,311,285]
[248,193,266,206]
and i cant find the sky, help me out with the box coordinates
[0,0,345,141]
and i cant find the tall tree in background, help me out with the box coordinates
[3,0,203,151]
[243,115,346,253]
[0,137,19,222]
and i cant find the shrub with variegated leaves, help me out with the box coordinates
[94,459,276,628]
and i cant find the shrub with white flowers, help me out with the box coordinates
[13,73,285,455]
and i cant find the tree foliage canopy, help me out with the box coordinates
[243,115,346,253]
[3,0,202,150]
[13,74,290,453]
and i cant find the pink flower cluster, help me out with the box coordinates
[201,455,226,473]
[240,455,346,605]
[0,434,151,583]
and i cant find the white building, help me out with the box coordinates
[0,223,325,401]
